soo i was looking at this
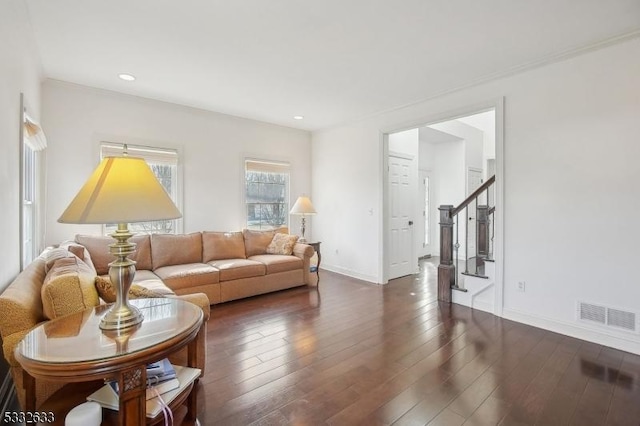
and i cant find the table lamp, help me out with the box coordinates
[58,147,181,330]
[289,196,316,243]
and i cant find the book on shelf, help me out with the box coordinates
[87,365,201,418]
[146,358,176,386]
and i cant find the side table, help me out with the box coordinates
[306,241,321,287]
[15,298,203,426]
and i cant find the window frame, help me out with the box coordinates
[100,142,183,235]
[244,158,291,231]
[21,138,37,268]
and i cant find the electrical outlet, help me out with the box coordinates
[517,281,526,292]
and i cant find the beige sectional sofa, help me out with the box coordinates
[76,228,315,304]
[0,228,314,410]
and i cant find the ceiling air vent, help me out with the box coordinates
[578,302,637,333]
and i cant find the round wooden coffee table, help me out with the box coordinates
[15,298,203,425]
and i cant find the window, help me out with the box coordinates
[245,159,290,230]
[22,143,36,267]
[21,106,47,270]
[101,142,180,235]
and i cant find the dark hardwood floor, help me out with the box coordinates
[196,258,640,425]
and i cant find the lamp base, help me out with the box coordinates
[99,305,144,330]
[99,223,144,331]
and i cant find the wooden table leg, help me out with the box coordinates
[186,335,200,421]
[23,370,36,411]
[118,365,146,426]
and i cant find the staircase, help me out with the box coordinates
[438,175,496,312]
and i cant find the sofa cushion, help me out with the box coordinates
[242,228,287,257]
[94,275,173,303]
[76,234,153,275]
[266,233,299,255]
[132,270,172,289]
[207,259,266,281]
[154,263,219,291]
[41,255,99,320]
[249,255,303,274]
[202,231,246,262]
[151,233,203,270]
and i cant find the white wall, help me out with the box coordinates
[430,120,484,176]
[430,139,465,255]
[0,1,42,291]
[42,81,311,244]
[312,37,640,353]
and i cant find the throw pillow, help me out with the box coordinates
[243,228,288,257]
[94,276,171,303]
[39,247,72,274]
[266,233,299,255]
[41,256,99,320]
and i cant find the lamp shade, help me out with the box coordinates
[58,156,182,224]
[289,196,316,215]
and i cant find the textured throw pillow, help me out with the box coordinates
[266,233,299,255]
[41,256,99,320]
[243,228,288,257]
[94,276,172,303]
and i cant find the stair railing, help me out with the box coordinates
[438,175,495,302]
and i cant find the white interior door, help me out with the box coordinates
[418,170,432,258]
[388,155,414,279]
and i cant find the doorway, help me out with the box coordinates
[384,106,500,298]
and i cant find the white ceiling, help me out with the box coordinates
[25,1,640,131]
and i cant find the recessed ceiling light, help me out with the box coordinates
[293,115,304,120]
[118,73,136,81]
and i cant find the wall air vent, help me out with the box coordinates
[607,309,636,332]
[578,302,637,333]
[579,303,606,324]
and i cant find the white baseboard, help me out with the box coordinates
[471,299,494,314]
[503,308,640,355]
[320,263,379,284]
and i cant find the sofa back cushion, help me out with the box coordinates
[41,255,99,320]
[151,233,203,269]
[76,234,153,274]
[242,227,288,257]
[202,232,246,262]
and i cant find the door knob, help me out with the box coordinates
[408,221,413,226]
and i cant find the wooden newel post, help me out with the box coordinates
[438,205,454,303]
[477,205,488,258]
